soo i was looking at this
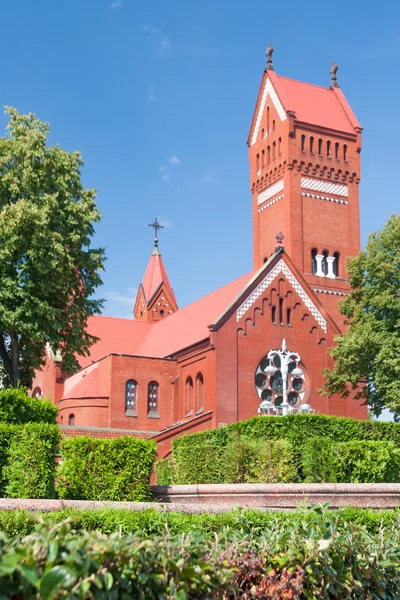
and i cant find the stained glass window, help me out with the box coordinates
[148,381,159,415]
[125,380,137,414]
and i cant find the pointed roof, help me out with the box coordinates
[141,243,177,305]
[249,69,361,144]
[62,366,109,400]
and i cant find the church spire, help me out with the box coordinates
[133,219,178,322]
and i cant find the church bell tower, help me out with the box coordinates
[248,47,362,323]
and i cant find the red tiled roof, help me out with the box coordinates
[269,71,361,133]
[137,271,255,358]
[141,251,177,304]
[78,316,153,368]
[62,366,109,400]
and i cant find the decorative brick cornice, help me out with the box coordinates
[313,288,347,297]
[290,160,359,183]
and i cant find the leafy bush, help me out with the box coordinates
[0,506,400,538]
[155,457,174,485]
[3,424,60,498]
[334,440,400,483]
[302,437,337,482]
[0,507,400,598]
[0,425,17,496]
[56,436,157,501]
[0,388,57,424]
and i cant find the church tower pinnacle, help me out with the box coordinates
[248,47,362,324]
[133,219,178,322]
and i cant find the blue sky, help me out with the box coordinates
[0,0,399,320]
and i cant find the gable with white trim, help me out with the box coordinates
[250,77,287,146]
[236,260,327,333]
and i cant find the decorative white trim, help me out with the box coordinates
[258,194,284,212]
[302,192,348,205]
[313,288,347,297]
[301,177,348,198]
[236,261,327,332]
[257,179,284,205]
[251,78,287,146]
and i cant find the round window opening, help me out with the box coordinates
[255,351,308,409]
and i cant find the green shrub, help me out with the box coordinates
[334,440,400,483]
[244,439,297,483]
[0,508,400,599]
[3,424,60,498]
[173,441,231,484]
[0,506,399,538]
[0,388,57,424]
[0,424,17,496]
[155,457,175,485]
[56,436,157,501]
[302,437,337,482]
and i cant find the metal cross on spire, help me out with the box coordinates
[148,218,164,246]
[265,44,274,71]
[330,62,339,88]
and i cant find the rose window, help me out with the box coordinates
[255,352,307,409]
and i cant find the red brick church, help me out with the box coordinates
[32,48,367,455]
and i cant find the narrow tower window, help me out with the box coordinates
[333,252,340,277]
[279,137,282,155]
[266,106,270,135]
[318,138,323,155]
[267,146,270,164]
[301,134,306,151]
[310,137,314,153]
[256,153,260,171]
[287,308,292,326]
[272,119,276,131]
[279,297,284,326]
[311,248,318,275]
[343,144,348,160]
[261,149,265,168]
[271,306,276,324]
[322,250,329,276]
[327,140,331,157]
[261,128,264,140]
[148,381,159,416]
[335,142,339,159]
[273,141,276,159]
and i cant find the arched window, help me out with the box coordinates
[327,140,331,157]
[272,119,276,131]
[278,137,282,155]
[196,373,204,412]
[267,146,270,164]
[310,136,314,153]
[32,387,42,398]
[279,297,284,326]
[333,252,340,277]
[266,106,270,134]
[343,144,348,160]
[60,415,63,423]
[335,142,339,159]
[125,379,137,415]
[311,248,318,275]
[273,141,276,159]
[68,414,75,426]
[322,250,329,276]
[185,376,194,416]
[318,138,323,155]
[271,305,276,324]
[301,134,305,151]
[287,308,292,326]
[147,381,159,417]
[261,149,265,168]
[256,153,260,171]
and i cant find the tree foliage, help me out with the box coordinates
[0,107,105,387]
[322,214,400,419]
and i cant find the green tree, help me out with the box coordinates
[0,107,104,387]
[323,214,400,419]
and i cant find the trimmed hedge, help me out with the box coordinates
[155,457,174,485]
[1,508,400,598]
[0,506,399,538]
[57,436,157,501]
[335,440,400,483]
[0,424,60,498]
[172,414,400,484]
[0,388,57,424]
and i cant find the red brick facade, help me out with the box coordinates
[32,56,368,452]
